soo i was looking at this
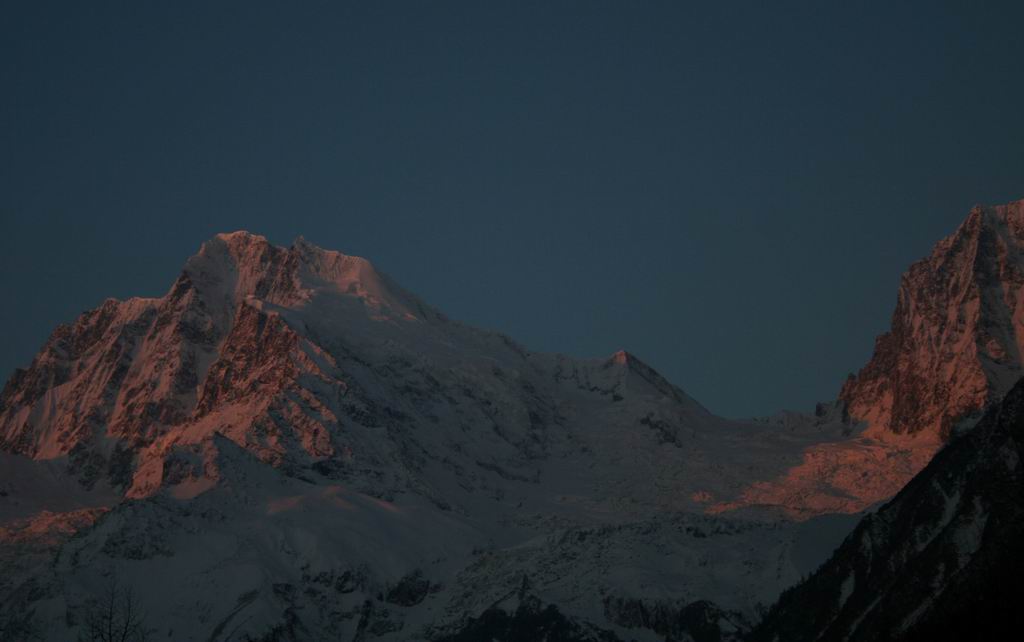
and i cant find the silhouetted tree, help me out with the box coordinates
[79,577,149,642]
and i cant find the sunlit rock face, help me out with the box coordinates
[2,200,1023,640]
[0,230,863,641]
[841,198,1024,441]
[2,230,790,518]
[717,199,1024,517]
[0,231,446,493]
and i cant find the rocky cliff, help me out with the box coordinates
[841,199,1024,440]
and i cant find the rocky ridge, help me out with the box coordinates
[841,199,1024,440]
[2,198,1023,640]
[719,199,1024,516]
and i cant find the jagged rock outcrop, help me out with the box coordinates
[0,232,433,479]
[750,374,1024,642]
[718,198,1024,517]
[841,198,1024,440]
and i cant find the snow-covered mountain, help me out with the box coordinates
[0,231,835,518]
[0,231,855,640]
[1,199,1022,640]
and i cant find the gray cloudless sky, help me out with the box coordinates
[2,1,1023,417]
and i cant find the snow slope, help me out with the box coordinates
[4,199,1023,640]
[0,231,859,640]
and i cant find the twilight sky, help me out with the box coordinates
[2,1,1023,417]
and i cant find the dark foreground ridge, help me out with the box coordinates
[751,376,1024,641]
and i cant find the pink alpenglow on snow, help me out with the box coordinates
[2,203,1024,640]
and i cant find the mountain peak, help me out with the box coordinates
[840,197,1024,441]
[214,229,268,243]
[599,349,709,413]
[290,233,333,257]
[180,232,402,312]
[980,195,1024,221]
[202,230,274,262]
[944,198,1024,249]
[608,349,633,366]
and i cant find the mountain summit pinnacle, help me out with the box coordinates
[841,197,1024,441]
[714,197,1024,517]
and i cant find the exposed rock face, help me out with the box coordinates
[750,374,1024,642]
[841,199,1024,440]
[0,230,794,516]
[3,198,1022,640]
[718,199,1024,517]
[0,231,451,494]
[0,231,856,641]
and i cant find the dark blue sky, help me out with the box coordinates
[2,2,1023,417]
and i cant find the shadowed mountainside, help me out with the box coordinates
[751,374,1024,641]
